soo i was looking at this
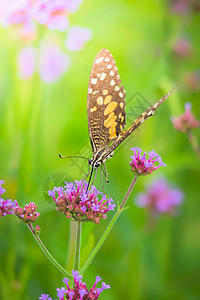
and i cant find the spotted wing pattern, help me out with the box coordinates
[87,49,126,153]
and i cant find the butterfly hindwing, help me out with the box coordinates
[87,49,126,153]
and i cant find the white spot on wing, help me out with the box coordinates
[107,64,112,69]
[91,78,98,84]
[96,57,104,63]
[110,79,115,86]
[105,57,110,62]
[100,73,106,80]
[109,70,114,76]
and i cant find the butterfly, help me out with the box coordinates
[86,48,173,182]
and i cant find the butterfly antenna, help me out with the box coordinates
[59,153,89,160]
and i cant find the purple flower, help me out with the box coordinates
[17,46,37,79]
[38,44,71,83]
[48,180,115,224]
[65,25,92,51]
[0,180,17,218]
[171,102,200,133]
[135,177,184,216]
[130,147,166,176]
[13,202,40,223]
[56,287,67,298]
[39,270,110,299]
[39,294,52,300]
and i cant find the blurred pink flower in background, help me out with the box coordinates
[171,102,200,133]
[17,43,71,82]
[65,25,92,51]
[1,0,92,81]
[135,178,184,216]
[17,45,37,79]
[38,43,71,82]
[170,0,200,14]
[183,71,200,92]
[172,37,191,57]
[0,0,29,27]
[0,0,83,31]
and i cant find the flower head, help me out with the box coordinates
[0,180,17,218]
[48,180,115,224]
[130,148,166,176]
[13,202,40,223]
[135,177,184,216]
[171,102,200,133]
[39,270,110,300]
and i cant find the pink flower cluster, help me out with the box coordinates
[0,180,17,218]
[171,102,200,133]
[13,201,40,223]
[39,270,110,300]
[48,180,116,224]
[135,178,184,216]
[0,0,82,31]
[130,148,166,176]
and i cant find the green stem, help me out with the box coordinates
[187,130,200,160]
[66,221,76,271]
[80,174,139,274]
[74,221,82,271]
[27,223,73,280]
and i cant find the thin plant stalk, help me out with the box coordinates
[27,223,73,280]
[66,221,76,271]
[187,130,200,159]
[74,221,82,271]
[80,174,139,274]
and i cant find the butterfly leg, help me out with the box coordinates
[82,170,92,180]
[91,168,98,186]
[98,164,105,192]
[102,163,109,183]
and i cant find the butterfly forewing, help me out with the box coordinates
[87,49,126,153]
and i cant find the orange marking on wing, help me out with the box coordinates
[109,125,117,139]
[104,101,118,115]
[104,112,117,128]
[104,95,112,105]
[90,106,97,112]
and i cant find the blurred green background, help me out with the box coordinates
[0,0,200,299]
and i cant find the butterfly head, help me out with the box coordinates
[88,159,100,169]
[88,148,114,169]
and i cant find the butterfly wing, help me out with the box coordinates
[109,89,175,153]
[87,49,126,153]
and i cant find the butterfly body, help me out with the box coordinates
[87,49,174,177]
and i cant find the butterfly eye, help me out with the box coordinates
[88,159,92,165]
[95,162,100,168]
